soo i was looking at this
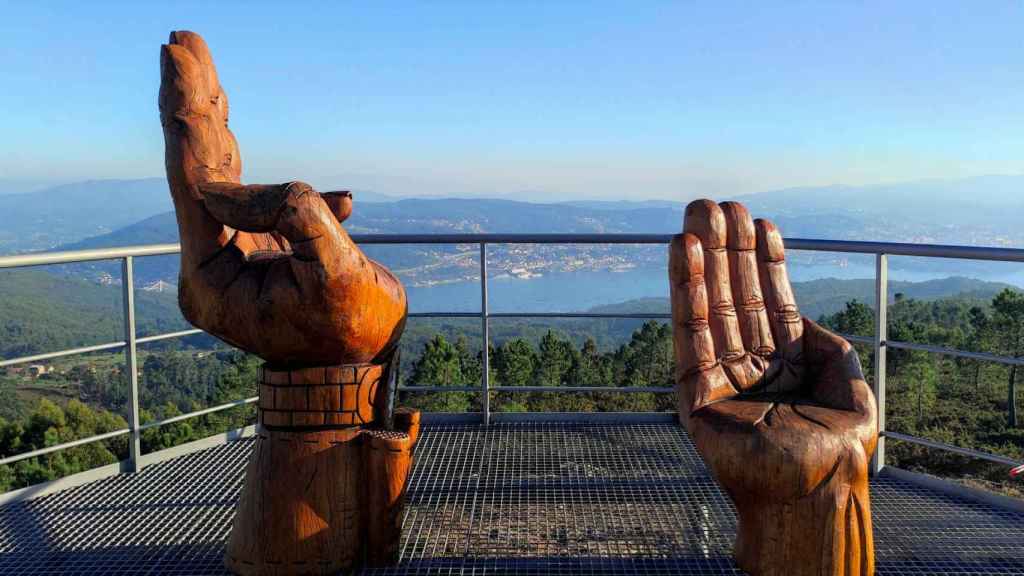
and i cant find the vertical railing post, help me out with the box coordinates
[479,242,490,426]
[122,256,142,472]
[870,253,887,475]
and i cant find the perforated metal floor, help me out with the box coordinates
[1,423,1022,575]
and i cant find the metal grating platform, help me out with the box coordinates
[1,422,1022,575]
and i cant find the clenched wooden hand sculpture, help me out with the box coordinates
[160,31,405,367]
[670,200,878,576]
[160,31,416,575]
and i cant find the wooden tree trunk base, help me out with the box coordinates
[224,364,419,576]
[732,466,874,576]
[225,428,364,576]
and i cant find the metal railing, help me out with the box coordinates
[2,234,1024,477]
[0,244,221,472]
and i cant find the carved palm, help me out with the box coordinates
[159,31,406,367]
[670,200,878,575]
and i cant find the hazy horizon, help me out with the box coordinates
[4,172,1024,205]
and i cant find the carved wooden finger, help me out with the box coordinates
[669,233,736,416]
[199,183,294,233]
[169,31,223,113]
[160,33,286,264]
[198,181,384,319]
[159,37,238,268]
[322,191,353,223]
[200,183,355,232]
[754,218,804,391]
[720,201,775,359]
[684,200,761,390]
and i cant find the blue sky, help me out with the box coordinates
[1,1,1021,200]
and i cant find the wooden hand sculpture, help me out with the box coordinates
[160,31,417,575]
[670,200,878,576]
[159,30,405,368]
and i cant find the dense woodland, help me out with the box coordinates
[1,285,1022,498]
[0,349,257,492]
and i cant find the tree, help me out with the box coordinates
[410,335,463,386]
[570,338,611,387]
[824,299,874,337]
[405,335,473,413]
[988,289,1024,427]
[534,331,576,387]
[495,339,536,387]
[964,306,991,391]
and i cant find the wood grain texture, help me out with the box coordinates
[362,422,419,567]
[161,30,419,575]
[227,364,421,575]
[159,30,406,367]
[257,364,381,428]
[225,427,363,576]
[670,199,878,576]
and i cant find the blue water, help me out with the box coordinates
[403,259,1024,314]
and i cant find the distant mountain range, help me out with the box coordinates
[4,173,1023,287]
[0,178,54,196]
[4,173,1021,252]
[0,179,393,253]
[732,174,1024,227]
[0,178,172,252]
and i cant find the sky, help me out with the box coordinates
[1,1,1022,200]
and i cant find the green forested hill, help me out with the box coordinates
[0,269,191,360]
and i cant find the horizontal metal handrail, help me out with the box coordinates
[489,312,671,319]
[0,341,127,368]
[397,386,480,393]
[784,238,1024,262]
[411,312,672,320]
[5,235,1024,265]
[494,386,673,393]
[351,233,672,245]
[136,328,204,344]
[887,340,1024,366]
[837,333,874,345]
[0,396,258,466]
[137,397,258,431]
[1,329,207,368]
[835,332,1024,366]
[885,431,1023,467]
[0,243,181,269]
[0,428,130,466]
[397,385,673,393]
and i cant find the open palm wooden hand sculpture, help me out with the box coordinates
[670,200,878,576]
[160,31,417,575]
